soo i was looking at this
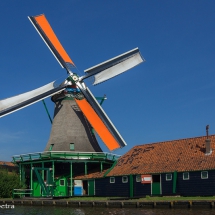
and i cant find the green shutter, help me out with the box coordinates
[70,143,75,150]
[129,175,134,198]
[49,144,54,151]
[173,171,177,193]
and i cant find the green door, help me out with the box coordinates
[152,175,161,195]
[152,182,160,195]
[54,178,68,197]
[33,181,41,197]
[88,180,95,196]
[32,170,41,197]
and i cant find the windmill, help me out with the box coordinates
[0,14,144,153]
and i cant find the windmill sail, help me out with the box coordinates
[75,98,121,151]
[0,81,66,118]
[76,82,126,151]
[27,14,144,151]
[28,14,75,72]
[82,48,144,85]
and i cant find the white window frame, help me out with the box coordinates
[122,176,128,183]
[136,175,141,182]
[166,173,172,181]
[59,179,65,186]
[201,171,208,179]
[110,177,115,183]
[183,172,190,180]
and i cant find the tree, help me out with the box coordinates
[0,167,25,198]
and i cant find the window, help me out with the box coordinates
[136,175,141,182]
[183,172,189,180]
[166,174,172,181]
[70,143,75,151]
[60,179,65,186]
[201,171,208,179]
[49,144,54,151]
[122,176,128,183]
[110,177,115,183]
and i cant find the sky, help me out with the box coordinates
[0,1,215,161]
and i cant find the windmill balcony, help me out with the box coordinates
[12,151,120,163]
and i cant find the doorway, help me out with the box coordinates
[82,180,95,196]
[83,180,88,195]
[152,174,161,195]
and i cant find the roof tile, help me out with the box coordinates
[0,161,15,167]
[107,135,215,176]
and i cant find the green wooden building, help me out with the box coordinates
[12,98,120,198]
[13,151,119,198]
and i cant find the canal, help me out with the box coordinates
[0,206,214,215]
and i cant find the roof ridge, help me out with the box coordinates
[135,134,215,147]
[107,134,215,177]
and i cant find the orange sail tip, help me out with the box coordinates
[75,98,121,151]
[29,14,75,68]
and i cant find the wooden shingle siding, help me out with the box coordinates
[176,170,215,196]
[159,170,215,196]
[161,174,173,195]
[45,100,102,152]
[95,177,130,197]
[133,176,151,196]
[70,135,215,197]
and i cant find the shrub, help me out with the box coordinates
[0,167,25,198]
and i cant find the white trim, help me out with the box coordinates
[166,173,172,181]
[110,177,115,183]
[13,151,121,158]
[136,175,141,182]
[183,172,190,180]
[59,179,65,186]
[160,174,162,195]
[150,179,152,195]
[122,176,128,183]
[201,171,208,179]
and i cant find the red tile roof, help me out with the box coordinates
[73,168,109,180]
[107,135,215,176]
[0,161,15,166]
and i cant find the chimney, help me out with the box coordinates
[205,125,212,155]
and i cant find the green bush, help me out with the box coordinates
[0,168,25,198]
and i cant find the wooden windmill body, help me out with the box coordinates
[45,96,102,152]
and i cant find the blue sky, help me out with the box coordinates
[0,1,215,161]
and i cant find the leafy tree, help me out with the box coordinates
[0,167,25,198]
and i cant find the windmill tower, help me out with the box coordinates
[45,92,102,152]
[0,14,145,198]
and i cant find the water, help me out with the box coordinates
[0,206,214,215]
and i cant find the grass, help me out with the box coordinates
[67,196,215,201]
[144,196,215,201]
[2,196,215,201]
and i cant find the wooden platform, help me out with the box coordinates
[0,199,215,208]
